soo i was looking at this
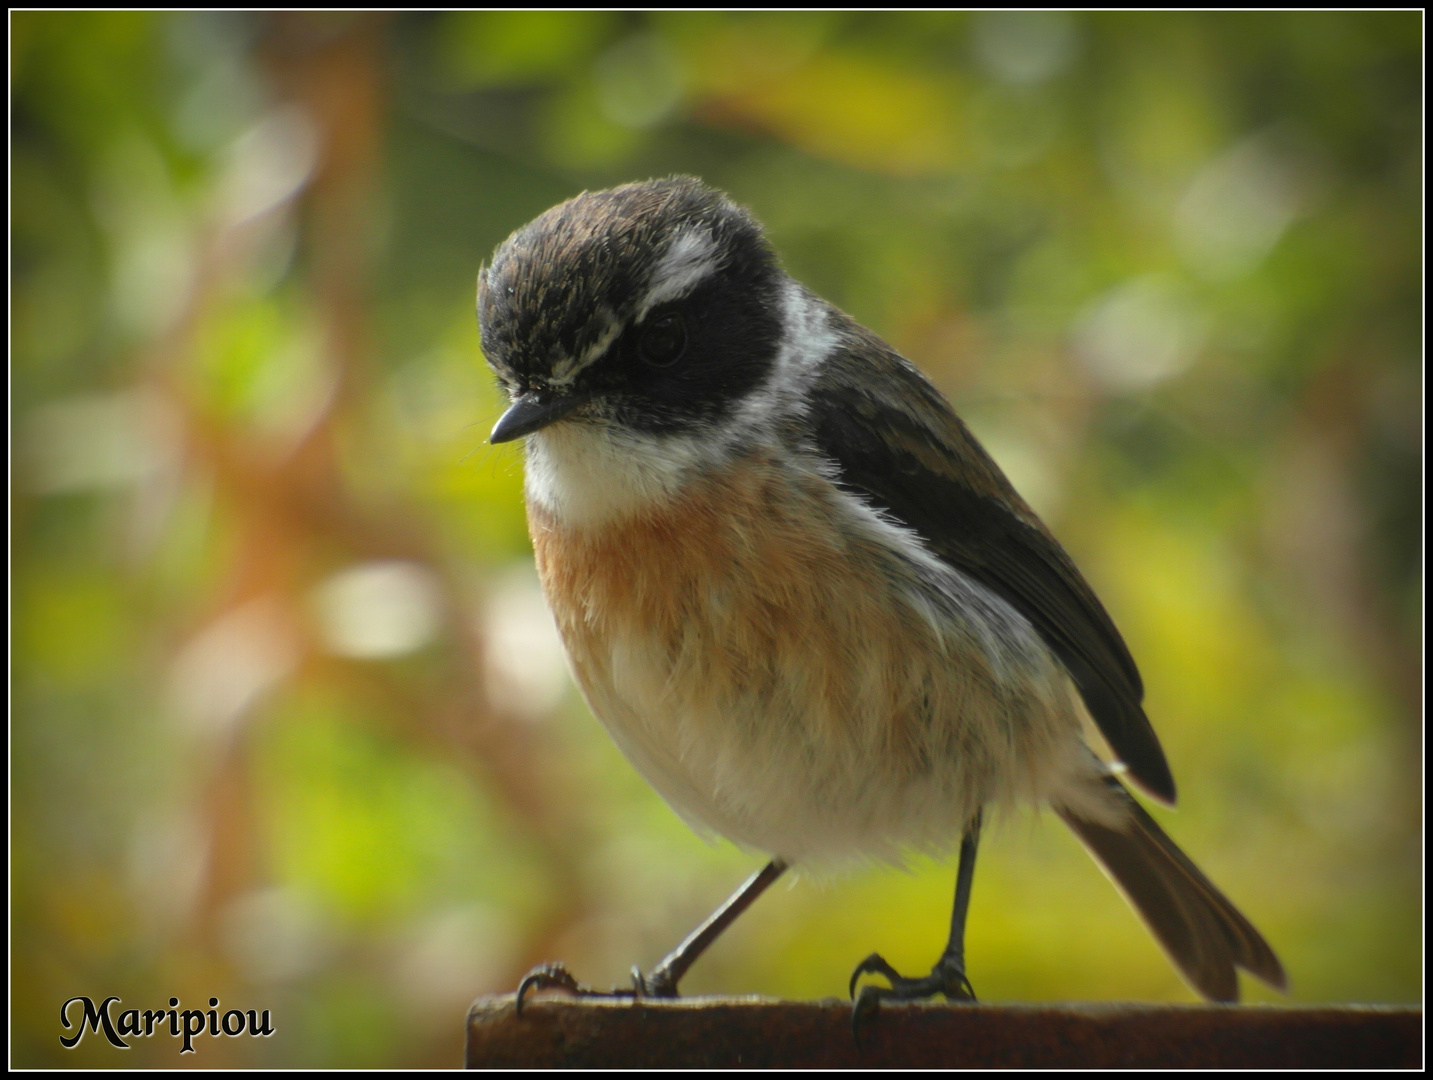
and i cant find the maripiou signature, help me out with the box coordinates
[60,995,274,1054]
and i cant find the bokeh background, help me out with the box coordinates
[12,11,1421,1067]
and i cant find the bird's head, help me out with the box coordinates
[479,176,787,445]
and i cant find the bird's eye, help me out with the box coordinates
[638,313,687,368]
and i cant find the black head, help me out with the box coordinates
[479,177,785,442]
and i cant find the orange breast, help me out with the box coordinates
[532,453,927,750]
[527,450,1081,861]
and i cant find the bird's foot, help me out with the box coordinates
[848,952,976,1042]
[515,963,617,1015]
[630,963,679,998]
[514,962,679,1015]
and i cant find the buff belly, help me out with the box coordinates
[528,441,1093,866]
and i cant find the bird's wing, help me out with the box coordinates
[804,323,1176,803]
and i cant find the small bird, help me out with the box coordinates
[477,176,1285,1016]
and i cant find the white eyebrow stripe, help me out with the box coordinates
[637,228,720,318]
[553,229,720,389]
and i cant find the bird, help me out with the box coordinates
[476,175,1285,1019]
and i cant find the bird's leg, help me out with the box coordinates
[849,811,982,1032]
[516,859,787,1013]
[634,858,788,995]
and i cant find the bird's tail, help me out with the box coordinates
[1056,773,1286,1001]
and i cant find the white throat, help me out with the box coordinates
[524,423,709,529]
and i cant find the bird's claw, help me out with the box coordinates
[631,964,679,998]
[848,951,976,1046]
[848,952,902,998]
[514,963,635,1015]
[514,961,681,1016]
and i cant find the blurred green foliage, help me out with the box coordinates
[12,11,1421,1067]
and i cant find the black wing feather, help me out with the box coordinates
[805,327,1176,803]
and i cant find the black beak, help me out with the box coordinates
[489,390,587,444]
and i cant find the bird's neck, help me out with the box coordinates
[523,422,718,531]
